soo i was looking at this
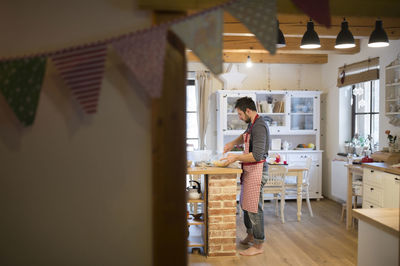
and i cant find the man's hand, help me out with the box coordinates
[223,142,234,154]
[220,153,239,165]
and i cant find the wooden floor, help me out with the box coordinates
[189,199,358,266]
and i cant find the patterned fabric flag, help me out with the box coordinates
[290,0,331,27]
[171,9,223,75]
[112,25,168,98]
[51,44,107,114]
[0,57,47,126]
[226,0,277,55]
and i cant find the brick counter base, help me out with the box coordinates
[207,174,238,256]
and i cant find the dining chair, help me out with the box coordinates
[263,164,288,223]
[285,157,314,217]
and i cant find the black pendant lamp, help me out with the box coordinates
[368,19,389,48]
[335,18,355,49]
[300,19,321,49]
[276,20,286,48]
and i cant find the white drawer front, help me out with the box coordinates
[363,168,383,187]
[363,184,383,205]
[363,200,382,209]
[287,153,319,162]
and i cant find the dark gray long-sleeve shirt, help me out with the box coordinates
[245,116,270,171]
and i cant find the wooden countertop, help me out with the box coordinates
[352,208,399,237]
[187,167,242,175]
[362,162,400,175]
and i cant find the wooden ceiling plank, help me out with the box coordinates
[138,0,400,18]
[187,51,328,64]
[224,13,400,39]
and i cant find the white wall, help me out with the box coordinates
[321,38,400,199]
[188,62,323,151]
[0,1,153,265]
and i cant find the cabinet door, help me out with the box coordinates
[221,92,256,133]
[383,172,400,208]
[289,93,319,134]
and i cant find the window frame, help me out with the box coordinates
[186,75,199,150]
[351,81,379,139]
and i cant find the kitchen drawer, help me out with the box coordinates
[363,168,383,187]
[287,153,319,162]
[363,184,383,206]
[362,200,382,209]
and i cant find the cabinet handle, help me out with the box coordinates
[395,177,400,181]
[316,165,320,167]
[370,170,374,173]
[370,188,374,191]
[370,205,373,208]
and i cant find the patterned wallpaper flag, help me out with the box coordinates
[171,9,223,75]
[0,57,47,126]
[112,25,168,98]
[226,0,277,55]
[52,43,107,114]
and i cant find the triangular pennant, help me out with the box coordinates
[51,43,107,114]
[290,0,331,27]
[171,9,223,75]
[226,0,277,54]
[112,26,168,98]
[0,57,47,126]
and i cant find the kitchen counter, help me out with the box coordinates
[352,208,399,266]
[187,167,242,175]
[362,162,400,176]
[352,208,399,237]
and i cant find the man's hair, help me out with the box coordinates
[235,97,257,112]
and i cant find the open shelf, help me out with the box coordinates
[187,199,204,203]
[188,225,204,247]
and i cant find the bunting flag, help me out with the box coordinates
[112,26,168,98]
[290,0,331,27]
[225,0,277,55]
[0,57,47,126]
[171,9,223,75]
[51,44,107,114]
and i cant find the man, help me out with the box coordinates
[221,97,270,256]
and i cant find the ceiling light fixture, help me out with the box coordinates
[335,18,356,49]
[300,19,321,49]
[276,20,286,48]
[246,55,253,68]
[368,19,389,48]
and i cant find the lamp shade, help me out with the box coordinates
[368,19,389,47]
[300,19,321,49]
[276,20,286,48]
[335,19,355,49]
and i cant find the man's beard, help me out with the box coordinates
[245,114,251,123]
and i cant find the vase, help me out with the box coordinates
[389,142,396,153]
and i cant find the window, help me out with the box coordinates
[351,80,379,145]
[186,72,199,150]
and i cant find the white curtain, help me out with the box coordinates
[196,71,213,150]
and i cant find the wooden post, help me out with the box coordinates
[152,11,187,266]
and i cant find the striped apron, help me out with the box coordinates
[240,115,265,213]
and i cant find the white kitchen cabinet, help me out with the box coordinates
[362,168,400,208]
[385,58,400,126]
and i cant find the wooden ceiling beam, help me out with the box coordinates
[225,13,400,39]
[223,36,360,54]
[187,51,328,64]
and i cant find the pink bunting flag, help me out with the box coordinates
[225,0,277,55]
[112,25,168,98]
[290,0,331,27]
[52,44,107,114]
[171,9,223,75]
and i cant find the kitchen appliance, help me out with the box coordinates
[186,180,202,200]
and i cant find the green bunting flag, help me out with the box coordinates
[0,57,47,126]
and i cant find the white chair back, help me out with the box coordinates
[266,165,288,186]
[304,157,312,184]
